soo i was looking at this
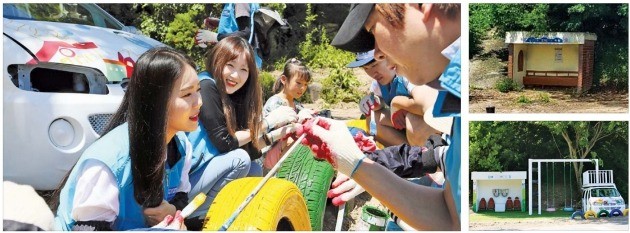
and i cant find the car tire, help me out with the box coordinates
[570,210,585,220]
[584,210,597,219]
[597,209,609,218]
[609,208,623,217]
[276,144,334,231]
[203,177,311,231]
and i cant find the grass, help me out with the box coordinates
[470,209,575,222]
[516,95,531,104]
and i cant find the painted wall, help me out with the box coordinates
[476,179,524,211]
[526,44,579,72]
[513,44,527,86]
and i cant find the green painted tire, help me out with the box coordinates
[597,209,609,218]
[277,144,335,231]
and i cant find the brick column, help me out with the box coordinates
[508,44,514,79]
[578,44,583,92]
[582,40,595,92]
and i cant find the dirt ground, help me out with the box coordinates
[470,88,629,113]
[469,37,629,114]
[469,213,629,231]
[321,192,388,231]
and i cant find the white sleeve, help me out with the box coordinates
[370,81,381,97]
[71,160,119,223]
[401,76,417,92]
[176,138,193,193]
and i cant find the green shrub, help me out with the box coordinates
[260,71,277,101]
[538,93,551,103]
[321,67,362,104]
[495,78,519,93]
[298,4,354,70]
[516,95,531,104]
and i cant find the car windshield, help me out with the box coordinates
[3,3,123,30]
[591,188,621,198]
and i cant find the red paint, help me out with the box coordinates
[27,41,97,65]
[117,52,136,78]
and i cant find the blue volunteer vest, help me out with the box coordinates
[54,123,188,230]
[218,3,262,68]
[433,48,461,219]
[378,76,413,106]
[186,71,221,174]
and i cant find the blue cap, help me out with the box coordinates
[347,50,375,68]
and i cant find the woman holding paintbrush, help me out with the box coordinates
[54,47,201,230]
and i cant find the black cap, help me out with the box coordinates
[331,4,375,53]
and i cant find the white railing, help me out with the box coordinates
[582,170,614,186]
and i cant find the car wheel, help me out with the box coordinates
[203,177,311,231]
[276,144,334,231]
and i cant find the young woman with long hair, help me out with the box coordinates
[185,36,298,225]
[54,47,201,230]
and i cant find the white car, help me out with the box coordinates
[581,170,626,215]
[582,186,626,213]
[3,3,164,190]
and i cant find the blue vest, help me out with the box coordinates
[378,76,412,106]
[54,123,188,230]
[218,3,262,68]
[433,48,461,219]
[186,71,221,174]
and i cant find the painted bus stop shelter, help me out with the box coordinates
[505,31,597,92]
[472,171,527,212]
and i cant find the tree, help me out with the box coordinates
[537,121,628,190]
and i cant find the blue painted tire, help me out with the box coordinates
[570,210,585,220]
[609,209,623,217]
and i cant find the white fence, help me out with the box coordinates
[582,170,614,186]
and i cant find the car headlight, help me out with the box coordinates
[49,119,75,148]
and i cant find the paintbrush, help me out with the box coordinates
[181,193,207,218]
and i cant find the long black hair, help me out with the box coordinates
[100,47,196,208]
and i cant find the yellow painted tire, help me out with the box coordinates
[584,210,597,219]
[203,177,311,231]
[624,209,629,216]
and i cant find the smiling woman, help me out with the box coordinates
[53,47,200,231]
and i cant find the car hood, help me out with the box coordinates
[3,18,165,82]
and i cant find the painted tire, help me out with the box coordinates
[597,209,609,218]
[624,209,629,216]
[570,210,585,220]
[609,208,623,217]
[584,210,597,219]
[203,177,311,231]
[277,144,335,231]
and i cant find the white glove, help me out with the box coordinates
[358,93,381,116]
[264,106,298,132]
[328,173,365,206]
[302,117,366,176]
[297,108,316,123]
[265,123,299,144]
[195,29,218,48]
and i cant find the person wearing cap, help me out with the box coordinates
[349,50,445,147]
[298,3,461,230]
